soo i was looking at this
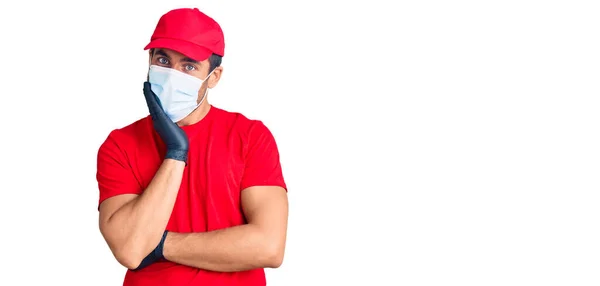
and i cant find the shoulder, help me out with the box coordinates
[211,106,273,138]
[99,116,152,152]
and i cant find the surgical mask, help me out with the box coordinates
[147,65,213,122]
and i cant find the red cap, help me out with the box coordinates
[144,8,225,61]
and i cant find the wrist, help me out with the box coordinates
[132,230,170,271]
[165,149,188,163]
[162,231,179,261]
[156,230,169,259]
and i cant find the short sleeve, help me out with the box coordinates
[240,121,287,191]
[96,130,143,208]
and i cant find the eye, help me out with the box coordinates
[157,57,169,65]
[184,64,196,71]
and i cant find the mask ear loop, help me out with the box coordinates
[197,69,216,106]
[147,52,153,82]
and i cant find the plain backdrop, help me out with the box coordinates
[0,0,599,285]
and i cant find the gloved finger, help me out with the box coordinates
[143,82,167,119]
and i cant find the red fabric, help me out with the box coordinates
[96,106,286,286]
[144,8,225,61]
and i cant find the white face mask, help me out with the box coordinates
[147,65,213,122]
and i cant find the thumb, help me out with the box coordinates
[143,82,167,117]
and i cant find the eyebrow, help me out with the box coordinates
[154,49,169,58]
[181,57,199,64]
[155,49,200,64]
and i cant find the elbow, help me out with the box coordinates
[117,254,143,270]
[101,229,161,270]
[265,253,284,269]
[262,241,285,268]
[100,228,143,269]
[112,245,145,270]
[115,251,142,270]
[101,232,153,270]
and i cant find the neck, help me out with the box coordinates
[176,101,211,126]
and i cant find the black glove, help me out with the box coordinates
[132,230,169,271]
[143,82,189,163]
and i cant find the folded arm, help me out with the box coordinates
[98,159,185,269]
[163,185,288,272]
[98,83,190,270]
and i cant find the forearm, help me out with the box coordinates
[104,159,185,264]
[163,224,282,272]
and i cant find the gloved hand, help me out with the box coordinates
[132,230,169,271]
[143,82,189,163]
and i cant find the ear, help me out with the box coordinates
[148,49,155,64]
[146,50,154,81]
[207,66,223,89]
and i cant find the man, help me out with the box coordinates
[95,7,289,286]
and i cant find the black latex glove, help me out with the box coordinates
[143,82,189,163]
[132,231,169,271]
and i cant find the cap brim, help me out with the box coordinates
[144,38,212,62]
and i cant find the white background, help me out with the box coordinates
[0,0,599,285]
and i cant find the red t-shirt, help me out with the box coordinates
[96,106,287,286]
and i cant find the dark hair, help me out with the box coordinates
[150,48,222,72]
[208,53,222,72]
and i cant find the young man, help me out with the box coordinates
[95,8,288,286]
